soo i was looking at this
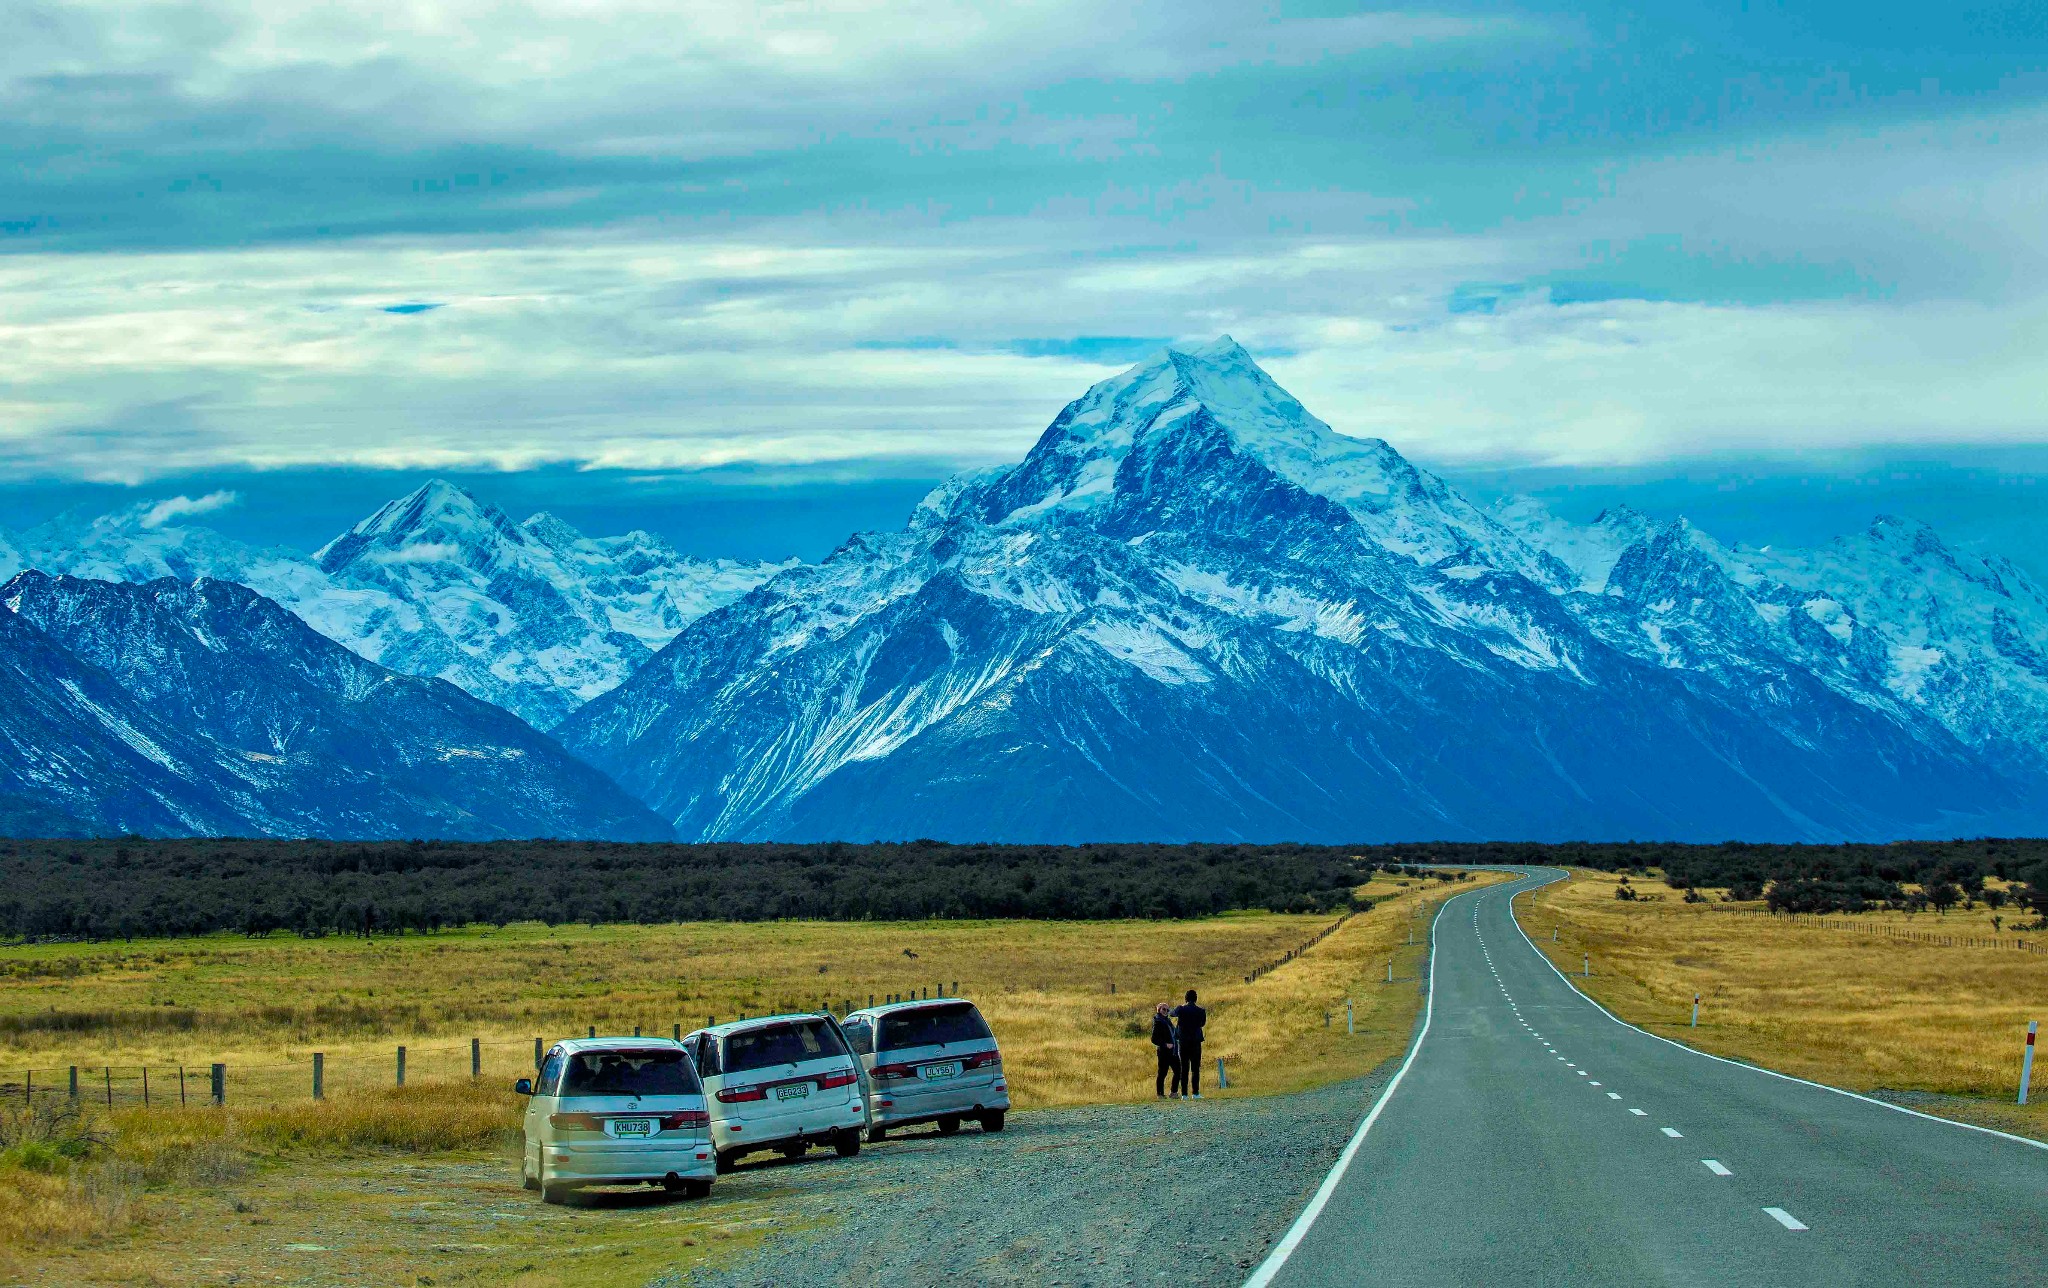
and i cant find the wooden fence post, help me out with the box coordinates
[210,1063,225,1106]
[104,1066,112,1108]
[313,1052,324,1101]
[68,1066,78,1099]
[396,1046,406,1088]
[673,1023,681,1041]
[472,1038,481,1078]
[533,1037,542,1070]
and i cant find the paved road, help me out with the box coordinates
[1254,868,2048,1288]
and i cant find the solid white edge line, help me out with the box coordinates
[1763,1206,1809,1231]
[1240,881,1482,1288]
[1506,867,2048,1155]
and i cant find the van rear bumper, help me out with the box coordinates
[869,1081,1009,1128]
[545,1141,715,1184]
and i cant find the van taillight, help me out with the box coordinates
[816,1069,859,1090]
[548,1112,604,1130]
[870,1063,917,1081]
[660,1111,710,1129]
[964,1051,1001,1070]
[716,1085,767,1103]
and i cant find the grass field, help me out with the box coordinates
[0,869,1502,1283]
[1525,869,2048,1141]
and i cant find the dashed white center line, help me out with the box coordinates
[1661,1127,1684,1138]
[1763,1207,1808,1231]
[1605,1092,1620,1098]
[1702,1160,1732,1176]
[1588,1081,1600,1086]
[1575,1071,1588,1077]
[1629,1109,1647,1117]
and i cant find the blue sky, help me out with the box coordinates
[4,1,2047,564]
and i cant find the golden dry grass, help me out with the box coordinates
[0,873,1507,1281]
[0,877,1498,1110]
[1525,869,2048,1139]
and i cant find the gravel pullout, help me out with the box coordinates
[682,1065,1397,1288]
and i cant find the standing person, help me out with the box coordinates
[1151,1002,1179,1098]
[1172,989,1208,1098]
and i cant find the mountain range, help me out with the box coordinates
[0,571,667,839]
[8,337,2048,842]
[0,484,789,728]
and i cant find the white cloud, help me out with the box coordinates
[138,490,239,528]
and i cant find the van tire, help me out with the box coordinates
[835,1130,860,1158]
[521,1155,539,1191]
[980,1110,1006,1133]
[715,1151,737,1174]
[865,1125,887,1144]
[937,1116,961,1135]
[683,1179,712,1199]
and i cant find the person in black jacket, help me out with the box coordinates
[1151,1001,1180,1097]
[1172,989,1208,1098]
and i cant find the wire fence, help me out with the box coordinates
[0,985,984,1112]
[1740,911,2043,953]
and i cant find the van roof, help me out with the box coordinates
[687,1011,832,1040]
[552,1036,685,1055]
[846,997,977,1020]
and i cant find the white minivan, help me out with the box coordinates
[838,998,1008,1140]
[516,1037,716,1203]
[681,1013,869,1171]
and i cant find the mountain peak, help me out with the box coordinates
[315,479,526,573]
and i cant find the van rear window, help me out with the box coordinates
[723,1019,847,1074]
[561,1048,700,1097]
[879,1003,992,1051]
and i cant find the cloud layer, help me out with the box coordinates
[5,0,2048,484]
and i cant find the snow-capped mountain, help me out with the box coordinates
[1496,503,2048,780]
[5,484,791,727]
[0,571,670,840]
[561,337,2033,843]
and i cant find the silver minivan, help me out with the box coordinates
[838,998,1009,1140]
[515,1037,716,1203]
[681,1013,869,1170]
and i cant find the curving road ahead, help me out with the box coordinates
[1250,868,2048,1288]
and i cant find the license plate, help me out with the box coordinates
[775,1082,811,1101]
[609,1118,653,1138]
[921,1061,961,1081]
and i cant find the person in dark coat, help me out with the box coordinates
[1151,1001,1180,1097]
[1172,989,1208,1098]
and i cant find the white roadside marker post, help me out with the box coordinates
[1347,999,1355,1035]
[1386,960,1394,984]
[2021,1020,2038,1106]
[1691,994,1700,1028]
[1583,955,1590,978]
[1217,1057,1228,1089]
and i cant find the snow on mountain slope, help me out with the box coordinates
[12,485,791,727]
[1506,503,2048,776]
[0,571,671,839]
[562,339,2025,844]
[1493,498,1653,593]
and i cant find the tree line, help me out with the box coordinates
[0,838,1374,940]
[1381,838,2048,918]
[1,836,2041,942]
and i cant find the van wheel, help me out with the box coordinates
[714,1151,737,1175]
[835,1130,861,1158]
[980,1110,1006,1133]
[520,1155,539,1191]
[937,1116,961,1135]
[683,1178,712,1199]
[865,1125,887,1144]
[780,1142,807,1159]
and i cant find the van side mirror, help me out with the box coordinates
[514,1078,534,1096]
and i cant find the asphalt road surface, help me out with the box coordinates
[1251,868,2048,1288]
